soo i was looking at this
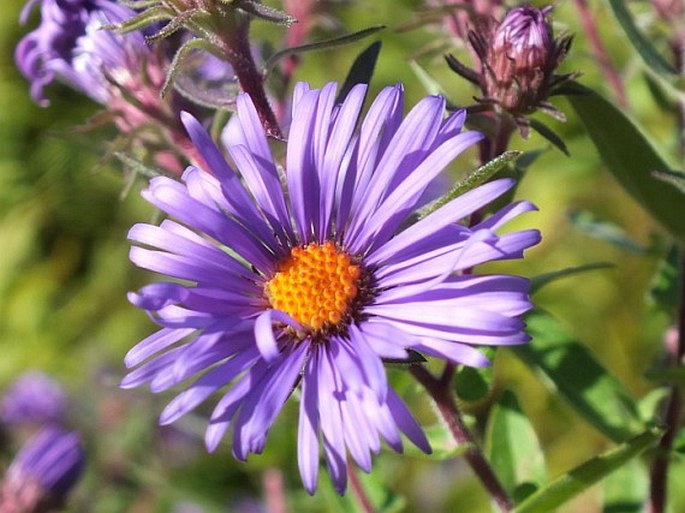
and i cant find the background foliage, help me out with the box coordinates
[0,0,682,511]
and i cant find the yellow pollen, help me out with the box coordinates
[266,241,361,331]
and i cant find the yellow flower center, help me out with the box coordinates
[266,241,362,331]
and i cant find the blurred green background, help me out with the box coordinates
[0,0,681,512]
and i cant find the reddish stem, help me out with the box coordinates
[410,365,513,512]
[348,466,376,513]
[221,20,282,139]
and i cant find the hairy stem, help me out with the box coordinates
[410,365,513,513]
[220,17,282,139]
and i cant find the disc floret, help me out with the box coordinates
[266,241,362,333]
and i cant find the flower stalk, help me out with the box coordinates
[410,364,513,513]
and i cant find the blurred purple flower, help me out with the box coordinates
[15,0,153,106]
[0,427,84,512]
[123,81,539,494]
[1,372,68,427]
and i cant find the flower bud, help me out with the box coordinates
[447,5,573,120]
[0,428,84,513]
[483,6,566,115]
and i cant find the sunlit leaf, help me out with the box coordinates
[602,458,648,513]
[512,311,645,442]
[568,84,685,241]
[485,391,547,499]
[514,427,662,513]
[417,151,521,220]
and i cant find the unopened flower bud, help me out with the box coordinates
[0,428,84,513]
[485,6,567,115]
[447,5,573,120]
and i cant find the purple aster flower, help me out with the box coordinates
[0,372,68,427]
[15,0,152,106]
[0,427,84,512]
[123,81,540,494]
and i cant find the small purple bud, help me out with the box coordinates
[493,6,553,71]
[484,5,562,114]
[0,428,84,513]
[0,372,68,428]
[448,4,573,121]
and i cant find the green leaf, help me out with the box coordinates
[455,366,492,402]
[512,311,644,442]
[648,244,683,313]
[569,211,650,254]
[514,427,662,513]
[530,262,615,295]
[528,118,569,156]
[455,346,495,402]
[336,41,382,105]
[417,151,521,220]
[607,0,676,76]
[644,367,685,386]
[602,457,649,513]
[485,391,547,499]
[264,26,385,76]
[567,83,685,241]
[652,169,685,194]
[515,149,545,173]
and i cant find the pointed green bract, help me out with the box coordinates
[568,84,685,241]
[513,427,662,513]
[512,311,644,442]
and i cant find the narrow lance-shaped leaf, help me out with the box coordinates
[568,211,650,255]
[418,151,521,220]
[607,0,676,76]
[530,262,615,295]
[485,391,547,502]
[336,41,382,105]
[512,310,645,443]
[513,427,662,513]
[568,83,685,241]
[264,26,385,76]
